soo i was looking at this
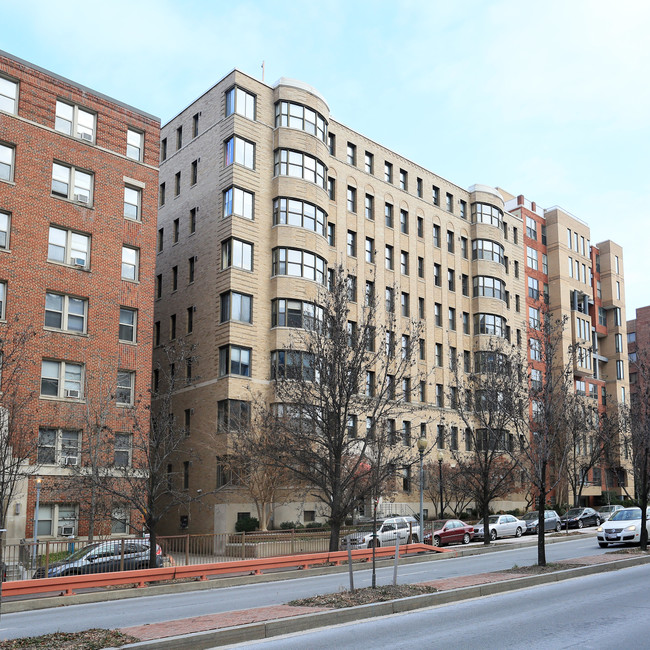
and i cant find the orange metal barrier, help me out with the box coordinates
[2,542,442,598]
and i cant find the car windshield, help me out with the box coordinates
[565,509,583,517]
[64,543,102,561]
[488,516,500,524]
[432,520,449,529]
[610,509,641,521]
[522,513,539,520]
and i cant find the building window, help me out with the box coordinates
[401,292,410,317]
[399,169,408,191]
[225,136,255,169]
[446,193,453,212]
[435,384,444,407]
[222,238,253,270]
[173,263,179,289]
[365,151,374,174]
[385,203,393,228]
[0,143,14,182]
[460,200,467,219]
[192,112,200,138]
[433,263,441,287]
[41,360,83,399]
[616,360,624,380]
[472,239,505,265]
[51,162,93,204]
[347,186,357,212]
[126,128,143,161]
[364,194,374,221]
[401,251,409,275]
[447,269,455,291]
[170,314,176,340]
[433,224,441,247]
[116,370,135,405]
[385,288,395,313]
[155,274,162,299]
[174,171,181,196]
[472,202,503,228]
[530,337,541,361]
[432,185,439,205]
[272,247,326,284]
[272,298,322,329]
[529,307,541,330]
[449,307,456,331]
[121,246,139,281]
[113,433,132,467]
[161,138,167,161]
[186,306,194,334]
[37,503,78,537]
[447,230,454,253]
[347,142,356,165]
[384,161,393,183]
[463,312,470,334]
[327,133,335,155]
[124,185,141,221]
[327,223,335,246]
[159,182,166,206]
[44,293,87,333]
[271,350,315,381]
[418,256,424,278]
[400,209,409,234]
[365,281,375,306]
[37,428,81,465]
[275,101,326,141]
[191,159,198,185]
[328,177,335,200]
[274,149,326,188]
[225,186,254,220]
[0,281,5,320]
[462,274,469,296]
[473,276,506,301]
[55,100,95,142]
[226,86,256,119]
[221,291,252,323]
[217,399,251,432]
[526,216,537,240]
[0,210,9,249]
[366,237,374,263]
[474,313,507,338]
[0,76,18,114]
[119,307,137,342]
[190,207,197,233]
[434,303,442,327]
[188,256,195,283]
[385,245,394,270]
[219,345,251,377]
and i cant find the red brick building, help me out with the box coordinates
[0,50,159,543]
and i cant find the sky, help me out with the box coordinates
[3,0,649,315]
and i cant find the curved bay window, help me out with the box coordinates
[471,202,503,228]
[274,149,326,188]
[472,239,505,265]
[272,247,326,284]
[473,276,506,301]
[271,298,323,329]
[270,350,316,381]
[474,313,508,338]
[275,101,327,142]
[273,197,326,237]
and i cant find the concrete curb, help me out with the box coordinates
[120,552,650,649]
[1,532,587,614]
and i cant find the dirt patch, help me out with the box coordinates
[606,547,650,555]
[504,562,583,574]
[0,629,138,649]
[289,583,437,608]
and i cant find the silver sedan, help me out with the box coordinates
[474,514,526,541]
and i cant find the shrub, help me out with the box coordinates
[235,516,259,532]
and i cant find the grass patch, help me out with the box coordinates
[0,629,138,649]
[289,583,437,608]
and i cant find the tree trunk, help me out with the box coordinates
[148,522,158,569]
[538,462,547,566]
[640,447,648,551]
[329,518,342,552]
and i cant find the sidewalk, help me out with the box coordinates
[118,547,649,649]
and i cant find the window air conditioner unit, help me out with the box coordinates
[65,456,78,466]
[72,258,86,267]
[60,526,75,536]
[74,193,89,203]
[78,132,93,141]
[65,389,80,399]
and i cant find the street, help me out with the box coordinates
[234,561,650,648]
[0,535,609,640]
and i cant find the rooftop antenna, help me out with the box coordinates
[261,61,265,83]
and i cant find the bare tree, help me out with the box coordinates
[264,266,430,551]
[0,321,39,557]
[424,460,473,519]
[451,339,525,545]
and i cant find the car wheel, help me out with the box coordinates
[515,527,522,538]
[599,542,609,548]
[433,535,442,547]
[490,529,497,541]
[462,533,470,545]
[555,523,561,533]
[578,520,584,529]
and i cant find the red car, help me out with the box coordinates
[424,519,474,547]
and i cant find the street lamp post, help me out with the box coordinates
[32,477,42,568]
[417,435,428,542]
[437,451,444,518]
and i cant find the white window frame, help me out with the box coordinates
[0,281,5,320]
[37,427,81,465]
[111,505,130,534]
[116,370,135,406]
[0,210,10,249]
[275,101,326,142]
[119,307,137,342]
[224,136,255,169]
[222,238,253,271]
[48,226,90,268]
[219,345,251,377]
[273,197,325,236]
[37,503,79,537]
[527,246,539,270]
[121,246,139,281]
[55,100,95,142]
[44,292,87,333]
[114,433,133,468]
[226,86,256,120]
[124,185,141,221]
[221,291,252,324]
[0,143,15,182]
[223,186,254,220]
[274,149,326,188]
[40,360,84,399]
[126,128,144,161]
[51,162,93,204]
[0,75,18,114]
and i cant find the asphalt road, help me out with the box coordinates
[235,561,650,649]
[0,534,608,640]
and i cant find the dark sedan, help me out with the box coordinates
[424,519,474,547]
[560,507,601,529]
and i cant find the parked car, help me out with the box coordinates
[521,510,562,534]
[340,516,420,549]
[473,515,526,541]
[560,507,601,529]
[597,504,624,522]
[597,507,650,547]
[424,519,474,547]
[33,539,163,578]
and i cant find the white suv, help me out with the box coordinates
[340,516,420,549]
